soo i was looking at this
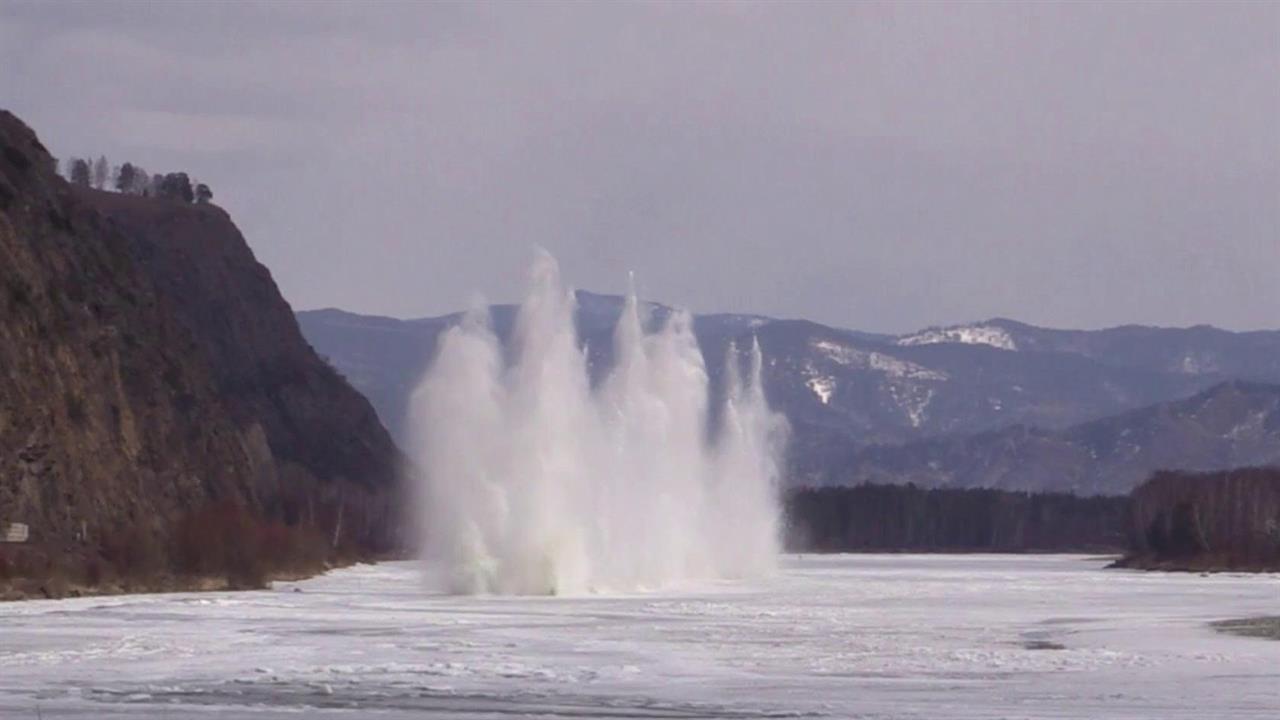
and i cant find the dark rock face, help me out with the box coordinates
[1119,467,1280,571]
[0,110,403,568]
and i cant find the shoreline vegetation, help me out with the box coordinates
[0,501,388,602]
[1113,467,1280,573]
[1212,617,1280,641]
[0,551,398,603]
[785,484,1129,554]
[1109,555,1280,574]
[10,467,1280,601]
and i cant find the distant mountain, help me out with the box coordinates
[297,299,1280,494]
[899,318,1280,380]
[829,381,1280,495]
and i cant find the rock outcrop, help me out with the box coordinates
[0,110,403,594]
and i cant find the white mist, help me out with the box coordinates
[411,252,786,594]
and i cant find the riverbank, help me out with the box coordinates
[0,537,406,602]
[1110,553,1280,574]
[1213,616,1280,641]
[0,561,370,602]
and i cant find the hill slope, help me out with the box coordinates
[0,111,402,593]
[830,381,1280,494]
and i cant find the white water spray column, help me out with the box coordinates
[411,252,786,594]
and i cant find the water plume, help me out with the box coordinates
[411,252,785,594]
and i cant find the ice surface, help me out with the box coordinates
[2,555,1278,718]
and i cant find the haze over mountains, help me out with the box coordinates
[298,298,1280,496]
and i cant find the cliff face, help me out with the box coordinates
[0,111,402,590]
[1121,467,1280,571]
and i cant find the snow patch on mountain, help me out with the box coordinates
[896,325,1018,351]
[887,384,936,428]
[801,362,836,404]
[812,340,948,381]
[1175,353,1220,375]
[807,377,835,405]
[812,340,862,366]
[1226,410,1268,439]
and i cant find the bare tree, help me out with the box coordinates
[92,155,109,189]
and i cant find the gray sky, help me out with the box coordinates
[2,1,1276,332]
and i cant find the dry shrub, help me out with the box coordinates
[172,500,330,589]
[82,556,106,587]
[0,545,46,580]
[172,500,266,588]
[99,524,163,581]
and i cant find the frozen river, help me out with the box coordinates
[2,555,1278,718]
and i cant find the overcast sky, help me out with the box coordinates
[1,1,1276,332]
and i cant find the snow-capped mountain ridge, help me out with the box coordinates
[298,300,1280,493]
[896,324,1019,351]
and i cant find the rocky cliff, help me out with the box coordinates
[0,111,403,595]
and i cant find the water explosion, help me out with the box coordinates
[411,253,786,594]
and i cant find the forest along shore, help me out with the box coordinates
[785,484,1127,553]
[1111,467,1280,572]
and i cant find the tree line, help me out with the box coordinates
[1120,467,1280,570]
[784,483,1129,552]
[60,154,212,204]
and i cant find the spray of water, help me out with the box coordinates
[411,252,786,594]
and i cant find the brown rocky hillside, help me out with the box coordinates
[0,110,404,595]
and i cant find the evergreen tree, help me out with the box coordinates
[157,172,194,203]
[69,158,92,187]
[115,162,137,193]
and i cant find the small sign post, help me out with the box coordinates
[1,522,29,543]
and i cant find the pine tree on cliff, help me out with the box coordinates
[158,172,194,203]
[69,157,91,187]
[115,162,137,193]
